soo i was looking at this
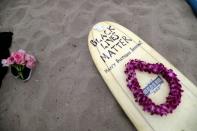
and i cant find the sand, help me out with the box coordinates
[0,0,196,131]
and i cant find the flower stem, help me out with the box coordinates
[19,72,24,80]
[12,64,25,80]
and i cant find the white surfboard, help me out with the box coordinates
[88,21,197,131]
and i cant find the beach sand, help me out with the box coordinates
[0,0,196,131]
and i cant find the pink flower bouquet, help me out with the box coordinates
[1,49,36,81]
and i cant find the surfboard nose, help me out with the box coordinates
[92,23,107,31]
[91,21,115,31]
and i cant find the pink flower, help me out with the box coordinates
[1,56,14,66]
[1,59,9,67]
[26,61,35,69]
[3,49,36,69]
[18,49,26,54]
[7,56,15,65]
[25,54,36,69]
[11,50,26,65]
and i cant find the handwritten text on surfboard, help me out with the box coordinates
[90,26,132,62]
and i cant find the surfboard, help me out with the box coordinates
[88,21,197,131]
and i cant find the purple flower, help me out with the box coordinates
[125,59,183,116]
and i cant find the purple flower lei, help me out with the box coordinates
[125,59,183,116]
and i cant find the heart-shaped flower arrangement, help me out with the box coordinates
[125,59,183,116]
